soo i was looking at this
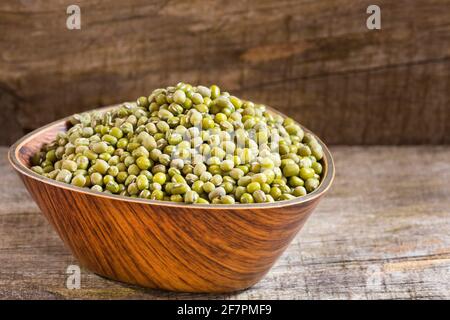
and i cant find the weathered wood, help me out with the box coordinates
[1,146,449,299]
[1,0,450,145]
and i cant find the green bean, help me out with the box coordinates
[203,182,215,194]
[282,163,299,177]
[210,174,223,186]
[238,176,252,187]
[246,182,261,193]
[253,190,267,203]
[240,193,254,203]
[106,181,120,193]
[171,183,189,195]
[92,159,109,175]
[305,178,320,193]
[90,172,103,186]
[221,195,235,204]
[61,160,77,172]
[139,189,151,199]
[170,194,183,202]
[173,90,186,104]
[222,182,234,194]
[184,190,199,204]
[136,156,151,170]
[210,85,220,99]
[110,127,124,140]
[153,172,166,185]
[220,160,234,171]
[208,187,226,200]
[251,173,267,184]
[192,180,204,193]
[127,183,139,195]
[299,167,315,180]
[293,186,307,197]
[289,176,304,187]
[103,175,115,185]
[55,169,72,183]
[127,164,141,176]
[151,189,164,200]
[136,175,149,190]
[311,162,322,175]
[71,174,86,187]
[31,166,44,175]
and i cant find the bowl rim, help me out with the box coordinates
[8,105,335,210]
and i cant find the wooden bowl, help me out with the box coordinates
[8,106,335,293]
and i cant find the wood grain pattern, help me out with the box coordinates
[1,0,450,145]
[7,110,334,293]
[1,146,449,299]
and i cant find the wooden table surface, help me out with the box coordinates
[1,146,449,300]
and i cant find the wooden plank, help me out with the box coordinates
[1,146,449,299]
[1,0,450,145]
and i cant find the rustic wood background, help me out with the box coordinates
[1,0,449,146]
[2,146,450,299]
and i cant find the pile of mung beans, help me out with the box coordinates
[30,83,324,204]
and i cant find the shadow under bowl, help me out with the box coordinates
[8,105,335,293]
